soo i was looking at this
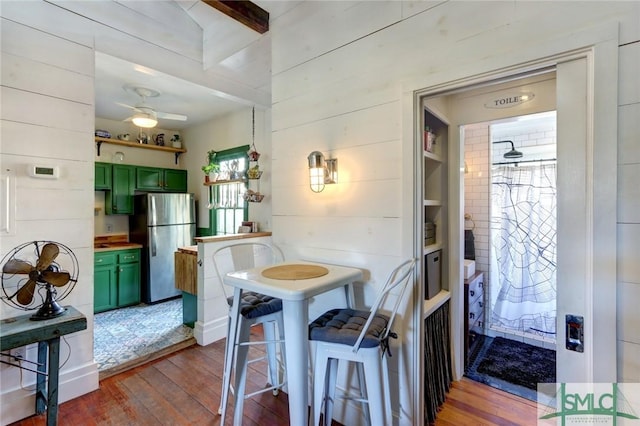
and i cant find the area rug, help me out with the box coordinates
[466,336,556,401]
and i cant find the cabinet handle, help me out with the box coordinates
[469,312,475,319]
[479,302,483,308]
[96,259,103,263]
[479,282,483,288]
[470,290,475,297]
[123,255,135,260]
[479,321,484,327]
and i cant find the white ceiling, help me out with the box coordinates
[94,1,300,130]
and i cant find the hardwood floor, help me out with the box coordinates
[10,327,538,426]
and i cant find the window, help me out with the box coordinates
[212,145,249,235]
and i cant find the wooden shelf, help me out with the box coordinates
[424,290,451,318]
[95,137,186,164]
[424,199,442,207]
[203,178,246,186]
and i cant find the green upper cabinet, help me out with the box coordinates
[105,164,136,215]
[136,167,187,192]
[95,162,112,190]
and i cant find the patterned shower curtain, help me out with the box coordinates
[490,163,557,336]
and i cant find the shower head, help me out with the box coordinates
[493,140,523,159]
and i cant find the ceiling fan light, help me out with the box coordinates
[132,113,157,128]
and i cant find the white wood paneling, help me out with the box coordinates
[619,103,640,165]
[618,340,640,382]
[0,18,94,74]
[1,87,93,132]
[619,42,640,106]
[618,164,640,223]
[2,53,94,104]
[618,223,640,284]
[271,1,402,75]
[2,121,92,161]
[618,281,640,344]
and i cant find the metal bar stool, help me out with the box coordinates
[309,258,416,426]
[213,242,287,426]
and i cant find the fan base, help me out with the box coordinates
[30,300,67,321]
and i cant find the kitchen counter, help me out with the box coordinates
[94,233,142,252]
[194,232,271,244]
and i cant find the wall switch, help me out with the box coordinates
[106,224,113,233]
[566,314,584,352]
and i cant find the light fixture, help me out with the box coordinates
[307,151,338,193]
[132,111,157,128]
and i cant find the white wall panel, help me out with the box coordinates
[2,53,93,104]
[619,42,640,106]
[618,281,640,344]
[618,164,640,223]
[2,121,92,161]
[1,87,93,133]
[618,103,640,165]
[618,223,640,284]
[271,1,402,75]
[0,18,94,74]
[618,340,640,382]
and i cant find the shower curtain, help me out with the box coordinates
[490,163,557,336]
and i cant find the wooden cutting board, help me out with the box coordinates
[261,264,329,280]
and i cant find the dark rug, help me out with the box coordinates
[466,336,556,401]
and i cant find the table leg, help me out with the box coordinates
[36,342,47,414]
[282,299,309,426]
[47,337,61,426]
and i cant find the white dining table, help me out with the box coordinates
[224,260,363,426]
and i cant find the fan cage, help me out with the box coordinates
[1,240,79,312]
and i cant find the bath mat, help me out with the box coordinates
[476,336,556,390]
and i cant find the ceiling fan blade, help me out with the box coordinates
[115,102,140,111]
[155,111,187,121]
[41,270,71,286]
[36,243,60,271]
[16,279,36,305]
[3,259,33,274]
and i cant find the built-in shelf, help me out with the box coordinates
[94,137,186,164]
[423,200,442,207]
[424,151,443,163]
[424,242,443,256]
[424,289,451,318]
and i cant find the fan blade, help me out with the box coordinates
[36,243,60,271]
[41,271,71,286]
[115,102,141,111]
[16,279,36,305]
[155,111,187,121]
[3,259,33,274]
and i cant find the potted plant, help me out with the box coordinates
[203,150,220,182]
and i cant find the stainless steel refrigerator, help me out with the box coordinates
[129,193,195,303]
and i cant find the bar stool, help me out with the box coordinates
[213,242,287,426]
[309,258,416,426]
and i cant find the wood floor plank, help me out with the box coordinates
[8,332,537,426]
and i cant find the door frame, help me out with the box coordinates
[403,21,618,425]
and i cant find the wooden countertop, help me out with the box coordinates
[177,246,197,255]
[94,233,142,252]
[194,232,272,243]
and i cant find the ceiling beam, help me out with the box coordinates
[202,1,269,34]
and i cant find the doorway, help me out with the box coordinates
[462,111,558,400]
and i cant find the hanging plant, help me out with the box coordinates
[247,106,261,161]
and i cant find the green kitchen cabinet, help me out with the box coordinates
[95,162,112,190]
[105,164,135,214]
[94,249,140,313]
[94,252,118,313]
[136,167,187,192]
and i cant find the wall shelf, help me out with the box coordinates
[95,137,187,164]
[203,178,246,186]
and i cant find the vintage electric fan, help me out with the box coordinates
[1,241,78,320]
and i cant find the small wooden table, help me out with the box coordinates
[0,306,87,426]
[224,261,363,426]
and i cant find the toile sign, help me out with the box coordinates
[485,92,535,109]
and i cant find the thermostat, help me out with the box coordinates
[28,165,59,179]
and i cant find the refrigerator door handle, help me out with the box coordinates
[151,226,157,257]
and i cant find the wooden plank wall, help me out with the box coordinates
[269,2,640,425]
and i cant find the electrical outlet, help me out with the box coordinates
[10,346,26,360]
[106,224,113,233]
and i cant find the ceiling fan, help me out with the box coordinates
[117,85,187,128]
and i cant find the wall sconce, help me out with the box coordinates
[307,151,338,192]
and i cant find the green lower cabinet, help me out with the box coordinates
[94,249,140,313]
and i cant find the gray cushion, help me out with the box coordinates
[227,292,283,319]
[309,308,389,348]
